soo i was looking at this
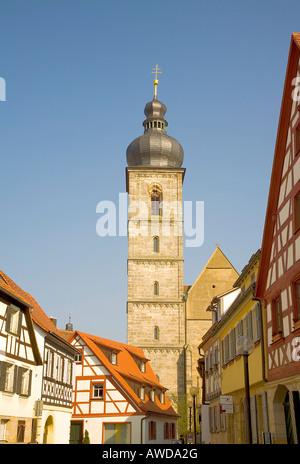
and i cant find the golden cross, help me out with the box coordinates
[152,64,162,80]
[151,64,162,97]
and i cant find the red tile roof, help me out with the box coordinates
[69,330,178,417]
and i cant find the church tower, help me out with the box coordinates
[126,68,186,401]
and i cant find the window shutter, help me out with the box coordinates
[221,340,225,366]
[17,311,22,337]
[230,329,236,359]
[255,303,262,341]
[5,307,12,333]
[246,312,253,339]
[0,362,7,391]
[27,370,32,397]
[237,320,243,338]
[16,367,23,395]
[13,365,18,393]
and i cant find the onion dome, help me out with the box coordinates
[126,67,184,168]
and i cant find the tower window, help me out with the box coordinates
[149,183,162,216]
[153,236,159,253]
[154,326,159,340]
[154,281,159,296]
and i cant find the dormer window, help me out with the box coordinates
[139,386,145,400]
[5,305,22,337]
[111,352,117,365]
[140,362,146,373]
[150,389,155,402]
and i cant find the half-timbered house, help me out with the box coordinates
[255,33,300,444]
[0,269,79,443]
[0,272,43,443]
[64,330,178,444]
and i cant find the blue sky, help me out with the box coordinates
[1,0,299,342]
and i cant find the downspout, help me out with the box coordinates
[141,413,150,444]
[252,294,268,383]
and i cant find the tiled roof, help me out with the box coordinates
[0,268,66,338]
[71,330,178,417]
[293,32,300,47]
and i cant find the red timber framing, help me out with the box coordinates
[71,333,141,418]
[256,33,300,382]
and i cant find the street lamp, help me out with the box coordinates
[190,386,199,444]
[236,335,254,444]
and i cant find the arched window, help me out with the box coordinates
[154,326,159,340]
[149,183,162,216]
[154,281,159,296]
[153,236,159,253]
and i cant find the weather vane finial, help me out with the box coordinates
[151,64,162,98]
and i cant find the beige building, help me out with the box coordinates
[126,77,238,410]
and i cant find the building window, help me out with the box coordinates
[154,326,159,340]
[4,363,14,393]
[0,419,9,442]
[46,350,54,378]
[103,423,131,444]
[273,295,283,334]
[149,183,162,216]
[154,281,159,296]
[75,353,82,363]
[140,362,146,373]
[153,236,159,253]
[150,389,155,402]
[170,423,176,440]
[164,422,169,439]
[5,305,22,336]
[160,392,165,404]
[20,368,31,396]
[149,421,156,440]
[111,352,117,365]
[93,383,104,399]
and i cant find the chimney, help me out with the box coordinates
[50,317,57,327]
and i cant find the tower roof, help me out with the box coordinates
[126,66,184,168]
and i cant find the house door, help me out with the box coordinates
[70,421,83,444]
[284,391,300,444]
[284,392,294,444]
